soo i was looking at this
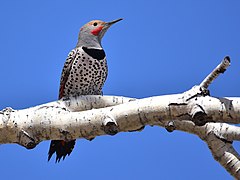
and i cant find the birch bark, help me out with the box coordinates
[0,56,239,178]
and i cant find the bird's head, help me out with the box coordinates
[77,18,123,48]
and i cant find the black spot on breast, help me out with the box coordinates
[82,47,106,60]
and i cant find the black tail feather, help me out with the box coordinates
[48,140,76,163]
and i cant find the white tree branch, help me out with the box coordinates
[0,56,239,178]
[200,56,230,89]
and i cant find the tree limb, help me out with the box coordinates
[200,56,230,90]
[0,56,239,178]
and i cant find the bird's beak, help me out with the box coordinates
[105,18,123,27]
[98,18,123,41]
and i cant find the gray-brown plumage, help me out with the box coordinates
[48,18,123,163]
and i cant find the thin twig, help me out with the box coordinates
[200,56,230,89]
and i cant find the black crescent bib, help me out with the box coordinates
[82,46,106,60]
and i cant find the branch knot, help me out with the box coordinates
[18,130,38,149]
[1,107,14,124]
[102,115,119,135]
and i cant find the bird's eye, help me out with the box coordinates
[93,22,98,26]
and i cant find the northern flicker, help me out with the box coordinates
[48,18,123,163]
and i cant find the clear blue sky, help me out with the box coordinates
[0,0,239,179]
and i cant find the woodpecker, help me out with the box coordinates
[48,18,123,163]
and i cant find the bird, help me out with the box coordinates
[48,18,123,163]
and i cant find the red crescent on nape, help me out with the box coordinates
[91,26,103,36]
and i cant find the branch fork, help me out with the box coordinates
[1,56,239,178]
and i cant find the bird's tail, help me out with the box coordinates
[48,140,76,163]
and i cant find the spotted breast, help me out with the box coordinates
[60,46,108,98]
[48,18,122,163]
